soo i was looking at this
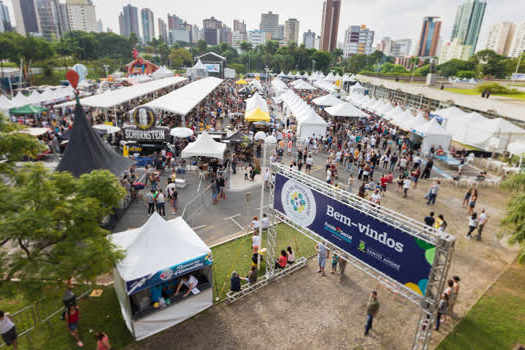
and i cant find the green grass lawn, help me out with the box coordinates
[6,223,317,349]
[437,262,525,350]
[445,88,525,100]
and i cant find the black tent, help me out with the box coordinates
[224,131,250,142]
[56,100,132,177]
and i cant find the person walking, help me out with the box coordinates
[316,242,329,276]
[156,190,165,216]
[94,332,111,350]
[402,177,411,198]
[65,304,83,347]
[364,291,380,336]
[338,257,347,281]
[424,212,435,227]
[466,212,478,239]
[0,311,18,349]
[426,180,440,205]
[435,293,449,331]
[146,189,155,215]
[476,209,488,241]
[450,276,461,316]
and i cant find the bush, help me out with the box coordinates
[476,83,520,95]
[457,70,476,79]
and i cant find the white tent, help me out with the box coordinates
[11,92,33,108]
[297,108,327,140]
[376,102,394,116]
[293,80,316,90]
[391,110,415,128]
[325,102,368,118]
[414,119,452,155]
[312,94,341,106]
[401,112,427,132]
[152,66,174,80]
[144,77,223,120]
[110,213,213,340]
[181,131,227,159]
[0,95,14,114]
[383,106,403,121]
[56,77,186,108]
[350,82,366,94]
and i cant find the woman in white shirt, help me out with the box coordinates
[175,275,199,298]
[286,246,296,264]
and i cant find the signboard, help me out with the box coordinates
[126,253,213,294]
[204,64,220,73]
[273,173,435,296]
[132,106,157,130]
[122,125,170,142]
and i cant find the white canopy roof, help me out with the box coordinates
[508,142,525,155]
[401,113,428,131]
[383,106,403,121]
[415,118,452,137]
[144,77,222,116]
[299,108,327,126]
[293,80,316,90]
[181,131,226,159]
[11,92,33,107]
[325,102,368,118]
[152,66,173,79]
[433,106,467,121]
[391,110,415,127]
[245,93,268,113]
[312,94,341,106]
[110,213,210,283]
[56,77,186,108]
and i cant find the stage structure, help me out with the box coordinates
[265,163,455,350]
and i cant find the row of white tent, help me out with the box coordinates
[274,85,327,140]
[1,86,78,113]
[347,91,525,153]
[290,79,316,90]
[277,71,356,83]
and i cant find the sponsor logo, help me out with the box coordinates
[281,180,316,227]
[358,240,366,252]
[159,268,173,281]
[132,106,157,130]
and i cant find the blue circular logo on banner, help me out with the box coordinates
[281,180,316,227]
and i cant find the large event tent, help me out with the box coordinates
[391,110,414,128]
[181,131,226,159]
[56,77,186,109]
[296,109,327,140]
[312,94,341,106]
[144,77,223,122]
[245,93,270,122]
[325,102,368,118]
[414,119,453,155]
[293,80,316,90]
[110,213,213,340]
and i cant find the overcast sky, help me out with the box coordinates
[4,0,524,54]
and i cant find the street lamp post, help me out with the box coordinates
[513,50,524,82]
[312,60,316,73]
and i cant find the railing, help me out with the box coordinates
[181,186,212,227]
[0,288,92,348]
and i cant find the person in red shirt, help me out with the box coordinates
[275,250,288,269]
[380,175,389,193]
[65,305,83,347]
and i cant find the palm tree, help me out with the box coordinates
[501,173,525,262]
[240,41,252,53]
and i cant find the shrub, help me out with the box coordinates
[457,70,476,79]
[476,83,520,95]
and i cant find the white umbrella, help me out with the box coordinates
[170,127,193,138]
[92,124,121,134]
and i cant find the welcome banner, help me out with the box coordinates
[273,173,435,296]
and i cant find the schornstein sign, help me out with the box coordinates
[273,173,435,296]
[122,126,170,142]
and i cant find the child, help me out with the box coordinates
[331,254,339,274]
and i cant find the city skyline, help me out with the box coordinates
[3,0,525,55]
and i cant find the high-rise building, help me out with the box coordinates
[0,0,12,32]
[343,25,374,57]
[169,29,190,45]
[416,17,441,57]
[12,0,39,35]
[191,25,201,43]
[509,22,525,58]
[66,0,97,33]
[259,11,279,39]
[450,0,487,54]
[35,0,64,39]
[393,39,412,57]
[141,8,155,44]
[167,13,187,31]
[119,4,139,39]
[202,17,228,46]
[96,19,102,33]
[276,25,284,41]
[303,30,316,49]
[233,19,246,37]
[158,18,168,43]
[378,37,394,55]
[232,31,244,50]
[439,38,472,64]
[485,22,515,56]
[320,0,341,52]
[58,3,70,33]
[284,18,300,44]
[248,30,267,48]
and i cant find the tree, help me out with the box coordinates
[128,32,139,49]
[311,50,331,72]
[196,39,208,54]
[457,70,476,79]
[437,59,475,77]
[472,49,507,78]
[501,174,525,263]
[263,41,279,55]
[331,48,343,65]
[15,35,55,83]
[0,34,17,77]
[170,48,193,68]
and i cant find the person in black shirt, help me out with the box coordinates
[424,212,435,227]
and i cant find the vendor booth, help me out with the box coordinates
[181,131,227,159]
[413,118,452,155]
[110,213,213,340]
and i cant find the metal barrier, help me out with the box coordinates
[226,257,307,304]
[0,288,92,348]
[181,186,212,227]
